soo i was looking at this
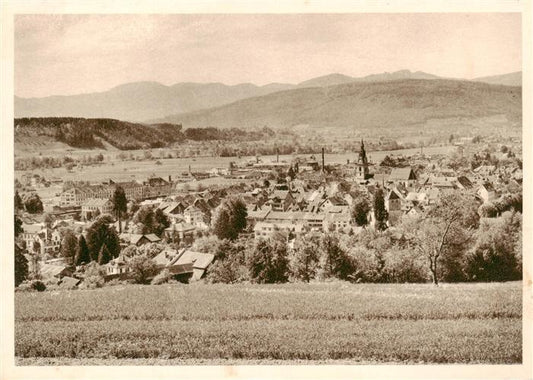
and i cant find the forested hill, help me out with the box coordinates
[14,117,277,150]
[14,118,184,150]
[158,79,522,130]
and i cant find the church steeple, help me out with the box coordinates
[358,139,368,165]
[355,139,369,181]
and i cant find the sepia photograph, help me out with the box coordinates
[1,1,532,379]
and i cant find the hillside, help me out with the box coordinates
[14,82,290,122]
[156,79,522,130]
[472,72,522,87]
[14,117,184,150]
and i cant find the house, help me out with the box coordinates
[267,190,294,212]
[81,198,113,220]
[175,250,215,281]
[142,177,172,198]
[57,276,81,289]
[385,188,403,212]
[388,167,417,186]
[477,182,498,203]
[254,221,305,240]
[120,233,161,246]
[163,222,196,244]
[324,212,352,231]
[184,205,205,227]
[40,263,73,280]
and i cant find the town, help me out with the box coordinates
[14,133,523,290]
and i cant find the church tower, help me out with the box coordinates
[355,139,369,181]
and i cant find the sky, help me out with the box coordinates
[15,13,521,98]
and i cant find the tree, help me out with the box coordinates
[246,239,289,283]
[15,243,28,287]
[14,191,24,211]
[128,255,157,284]
[465,211,521,282]
[24,193,43,214]
[412,193,479,285]
[86,216,120,262]
[97,244,112,265]
[212,197,247,240]
[30,241,41,280]
[318,233,354,280]
[112,186,128,233]
[14,215,23,238]
[153,209,170,237]
[82,262,105,289]
[60,230,78,265]
[287,166,296,180]
[373,188,388,231]
[134,206,155,234]
[352,197,371,227]
[74,235,91,266]
[289,236,320,282]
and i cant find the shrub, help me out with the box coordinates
[81,262,105,289]
[151,269,172,285]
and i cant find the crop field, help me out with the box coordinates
[15,281,521,365]
[15,145,455,184]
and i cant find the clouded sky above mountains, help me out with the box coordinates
[15,13,521,98]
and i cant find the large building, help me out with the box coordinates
[60,178,172,207]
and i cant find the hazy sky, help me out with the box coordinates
[15,13,521,98]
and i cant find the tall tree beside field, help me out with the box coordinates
[128,255,157,284]
[97,244,112,265]
[212,197,247,240]
[74,235,91,266]
[373,188,388,231]
[60,230,78,265]
[112,186,128,233]
[15,243,28,287]
[289,236,320,282]
[318,233,354,280]
[412,193,479,285]
[246,238,289,283]
[465,211,521,282]
[86,216,120,262]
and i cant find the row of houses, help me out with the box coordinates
[60,177,172,207]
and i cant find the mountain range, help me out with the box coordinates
[15,70,521,123]
[157,79,521,130]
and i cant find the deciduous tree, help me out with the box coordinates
[112,186,128,233]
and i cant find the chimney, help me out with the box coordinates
[276,148,279,163]
[168,175,172,182]
[321,148,325,172]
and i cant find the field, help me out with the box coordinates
[15,145,454,191]
[15,281,522,365]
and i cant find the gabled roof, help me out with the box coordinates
[269,190,292,200]
[175,250,214,269]
[389,167,417,181]
[144,234,161,243]
[456,176,474,189]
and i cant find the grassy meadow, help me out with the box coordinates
[15,281,521,364]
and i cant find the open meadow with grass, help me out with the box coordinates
[15,281,522,365]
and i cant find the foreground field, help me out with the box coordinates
[15,281,522,364]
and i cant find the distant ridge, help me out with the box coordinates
[15,70,521,122]
[471,72,522,87]
[156,78,521,130]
